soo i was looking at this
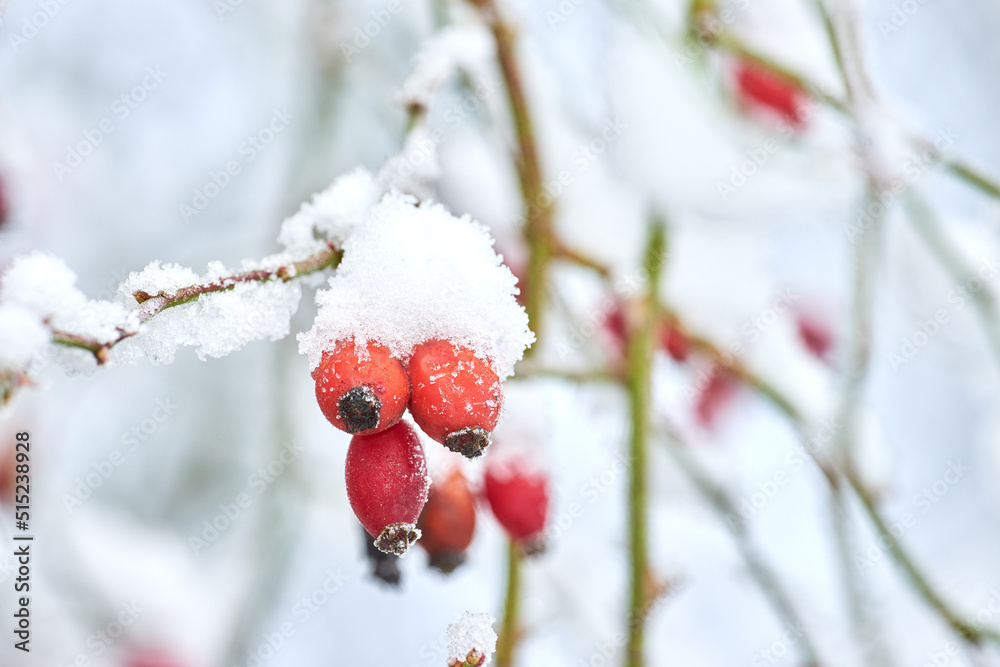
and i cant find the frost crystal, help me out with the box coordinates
[446,612,497,666]
[0,303,49,370]
[298,193,533,378]
[115,261,301,364]
[0,252,136,351]
[277,167,381,257]
[399,24,493,110]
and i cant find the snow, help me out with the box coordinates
[299,192,533,378]
[277,167,381,258]
[115,262,302,364]
[0,302,49,370]
[399,24,493,111]
[0,252,136,343]
[446,611,497,665]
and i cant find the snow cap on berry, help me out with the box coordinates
[299,193,533,379]
[446,612,497,666]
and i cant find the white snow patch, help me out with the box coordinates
[0,252,136,346]
[299,193,533,378]
[399,24,493,110]
[0,303,49,370]
[116,262,301,364]
[446,611,497,665]
[277,167,381,257]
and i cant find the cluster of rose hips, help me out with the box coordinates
[314,337,550,563]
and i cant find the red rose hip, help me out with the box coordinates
[417,467,477,573]
[484,456,550,551]
[346,421,430,555]
[734,59,807,128]
[408,339,502,459]
[313,339,409,435]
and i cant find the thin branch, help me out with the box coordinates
[474,0,556,342]
[49,243,343,365]
[902,192,1000,366]
[625,219,666,667]
[701,29,1000,201]
[845,464,1000,646]
[656,418,824,667]
[550,240,613,279]
[509,364,620,384]
[663,306,1000,649]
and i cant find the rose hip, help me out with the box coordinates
[408,339,502,459]
[417,467,477,573]
[313,339,409,436]
[346,421,430,556]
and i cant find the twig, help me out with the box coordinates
[550,241,613,279]
[49,243,343,365]
[845,464,1000,646]
[663,305,1000,649]
[656,419,824,667]
[496,540,522,667]
[902,192,1000,366]
[508,364,620,384]
[700,27,1000,201]
[625,220,666,667]
[474,0,556,341]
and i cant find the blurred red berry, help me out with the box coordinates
[734,60,807,128]
[0,177,9,229]
[313,339,409,436]
[797,313,834,361]
[694,369,738,428]
[417,467,477,573]
[408,339,502,459]
[484,456,549,549]
[0,445,13,506]
[346,421,430,555]
[124,649,182,667]
[603,302,627,351]
[660,322,690,362]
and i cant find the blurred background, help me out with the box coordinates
[2,0,1000,665]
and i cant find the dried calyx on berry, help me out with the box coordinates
[448,650,487,667]
[408,339,503,459]
[363,524,402,586]
[345,421,430,556]
[313,339,409,436]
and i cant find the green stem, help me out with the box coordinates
[625,221,666,667]
[659,426,823,667]
[485,5,554,340]
[845,465,1000,645]
[495,541,522,667]
[903,192,1000,366]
